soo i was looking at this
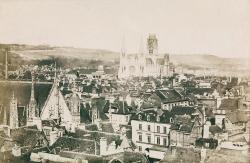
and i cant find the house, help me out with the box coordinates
[169,106,203,147]
[130,109,172,160]
[144,89,190,111]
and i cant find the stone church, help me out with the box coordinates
[118,34,173,79]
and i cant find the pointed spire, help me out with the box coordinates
[121,35,126,57]
[30,73,35,101]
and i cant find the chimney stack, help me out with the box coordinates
[5,48,8,80]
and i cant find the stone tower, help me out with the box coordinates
[9,92,19,129]
[70,83,81,124]
[147,34,158,55]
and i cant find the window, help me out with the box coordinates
[157,126,160,133]
[139,146,142,151]
[147,136,151,143]
[148,125,151,131]
[126,116,129,122]
[147,115,150,121]
[139,134,142,142]
[163,127,167,134]
[157,137,160,145]
[139,124,142,130]
[163,138,167,146]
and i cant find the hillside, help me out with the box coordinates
[0,44,248,70]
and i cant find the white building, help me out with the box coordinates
[131,111,171,160]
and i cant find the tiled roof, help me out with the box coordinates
[209,125,223,135]
[100,122,114,133]
[186,87,214,95]
[171,106,196,116]
[10,127,49,152]
[50,136,95,154]
[155,89,185,103]
[226,110,250,123]
[219,98,239,111]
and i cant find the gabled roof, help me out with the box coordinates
[155,89,185,103]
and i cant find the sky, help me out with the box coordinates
[0,0,249,58]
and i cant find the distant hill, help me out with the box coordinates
[170,54,248,69]
[0,44,248,70]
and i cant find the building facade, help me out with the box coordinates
[118,34,173,79]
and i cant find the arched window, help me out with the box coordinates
[170,117,174,123]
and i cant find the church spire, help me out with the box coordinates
[9,91,18,129]
[121,36,126,57]
[28,73,38,119]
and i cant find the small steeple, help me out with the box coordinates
[121,36,126,57]
[9,91,18,129]
[28,73,38,119]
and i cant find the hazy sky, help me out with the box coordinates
[0,0,249,58]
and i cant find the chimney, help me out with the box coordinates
[5,49,8,80]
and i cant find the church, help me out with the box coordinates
[118,34,173,79]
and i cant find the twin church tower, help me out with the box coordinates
[118,34,173,79]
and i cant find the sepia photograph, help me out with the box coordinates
[0,0,249,162]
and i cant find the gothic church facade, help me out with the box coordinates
[118,34,173,79]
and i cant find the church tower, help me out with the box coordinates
[9,92,18,129]
[147,34,158,55]
[118,37,128,79]
[162,54,170,76]
[28,74,38,120]
[70,82,81,124]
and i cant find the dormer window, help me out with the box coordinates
[147,115,150,121]
[170,117,174,123]
[138,114,142,120]
[156,115,160,122]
